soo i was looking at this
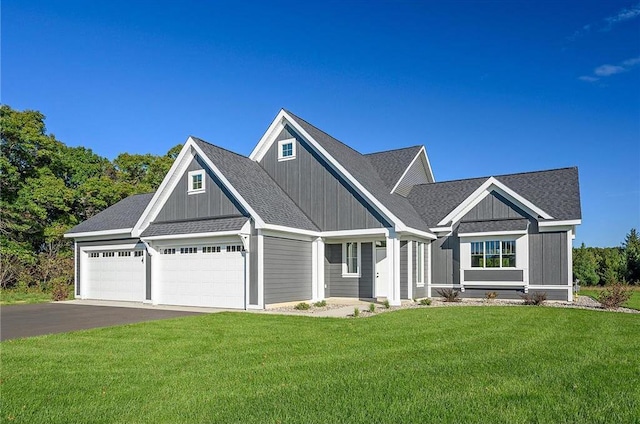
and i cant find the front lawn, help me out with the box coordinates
[2,308,639,423]
[580,287,640,310]
[0,288,53,305]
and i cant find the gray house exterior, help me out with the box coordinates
[65,109,582,308]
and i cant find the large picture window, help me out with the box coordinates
[470,240,516,268]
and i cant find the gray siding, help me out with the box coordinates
[413,241,428,299]
[400,241,408,299]
[263,236,312,304]
[464,269,524,282]
[458,288,568,301]
[324,243,374,298]
[431,234,460,285]
[461,191,526,221]
[259,126,389,231]
[155,155,244,222]
[529,232,568,285]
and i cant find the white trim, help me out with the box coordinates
[415,241,425,287]
[141,230,244,241]
[390,146,435,194]
[73,241,78,297]
[458,229,528,237]
[324,228,389,238]
[65,228,132,239]
[257,232,265,309]
[407,241,413,298]
[277,138,297,161]
[462,281,527,287]
[567,229,574,302]
[423,146,435,183]
[317,238,325,300]
[430,227,453,234]
[311,238,318,302]
[427,241,432,297]
[437,177,554,226]
[79,242,141,251]
[341,241,361,278]
[538,219,581,227]
[528,285,573,290]
[260,223,319,237]
[398,228,437,240]
[187,169,206,194]
[250,115,286,162]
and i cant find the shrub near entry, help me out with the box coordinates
[598,284,633,309]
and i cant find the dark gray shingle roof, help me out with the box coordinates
[285,110,430,231]
[406,167,581,227]
[67,193,154,234]
[141,216,249,237]
[458,219,530,234]
[365,146,422,190]
[192,137,319,232]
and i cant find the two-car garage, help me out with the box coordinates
[79,240,246,309]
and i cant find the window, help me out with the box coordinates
[134,250,144,257]
[102,251,115,258]
[345,242,359,275]
[89,252,100,258]
[277,138,296,161]
[188,170,206,194]
[162,248,176,255]
[203,246,221,253]
[118,251,131,257]
[470,240,516,268]
[416,242,424,286]
[226,245,244,252]
[180,247,197,254]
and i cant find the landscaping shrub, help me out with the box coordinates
[419,298,432,306]
[598,283,633,309]
[382,299,390,309]
[51,277,70,301]
[313,300,327,307]
[353,307,360,317]
[521,291,547,306]
[294,302,310,310]
[437,288,460,302]
[485,291,498,300]
[369,303,376,313]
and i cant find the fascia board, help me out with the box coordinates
[458,230,528,237]
[437,177,553,226]
[280,111,406,231]
[538,219,582,227]
[64,228,132,239]
[141,230,243,241]
[248,110,287,162]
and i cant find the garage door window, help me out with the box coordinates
[161,248,176,255]
[89,252,100,258]
[103,252,115,257]
[226,245,244,252]
[134,250,144,257]
[118,251,131,257]
[203,246,221,253]
[180,247,198,254]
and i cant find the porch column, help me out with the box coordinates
[311,237,325,301]
[386,230,402,306]
[142,241,160,305]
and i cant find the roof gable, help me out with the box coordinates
[365,146,422,190]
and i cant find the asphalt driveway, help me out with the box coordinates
[1,303,202,341]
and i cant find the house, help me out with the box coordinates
[64,109,582,308]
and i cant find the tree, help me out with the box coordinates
[573,243,599,286]
[622,228,640,284]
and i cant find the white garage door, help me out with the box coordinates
[85,249,145,302]
[157,243,245,309]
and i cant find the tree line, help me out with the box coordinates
[573,229,640,286]
[0,105,181,290]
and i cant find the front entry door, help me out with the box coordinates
[375,247,388,297]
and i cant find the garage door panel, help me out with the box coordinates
[85,250,145,302]
[157,247,244,309]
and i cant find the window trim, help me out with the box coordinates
[277,138,296,161]
[470,239,517,269]
[415,241,425,287]
[342,242,361,278]
[188,170,206,194]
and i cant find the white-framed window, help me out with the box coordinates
[342,242,361,277]
[89,252,100,258]
[188,170,206,194]
[470,240,516,268]
[102,251,115,258]
[226,245,244,252]
[118,251,131,257]
[161,248,176,255]
[134,250,144,257]
[277,138,296,161]
[416,241,424,287]
[180,247,198,254]
[203,246,221,253]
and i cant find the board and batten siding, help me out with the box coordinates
[529,231,568,286]
[324,243,374,298]
[259,126,389,231]
[155,155,244,222]
[263,236,312,304]
[461,191,526,222]
[431,234,460,285]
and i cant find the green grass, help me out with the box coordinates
[2,308,639,423]
[0,288,53,305]
[580,287,640,310]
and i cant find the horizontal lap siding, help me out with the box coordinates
[458,288,568,301]
[263,236,312,304]
[464,269,524,282]
[325,243,373,298]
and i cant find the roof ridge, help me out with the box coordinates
[283,110,365,157]
[190,136,249,159]
[417,166,578,186]
[364,145,422,156]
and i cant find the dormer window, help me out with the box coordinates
[188,170,206,194]
[278,138,296,161]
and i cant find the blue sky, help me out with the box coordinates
[3,0,639,247]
